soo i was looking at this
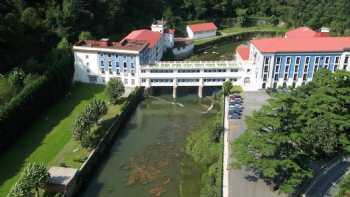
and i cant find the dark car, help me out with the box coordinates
[229,114,240,119]
[229,110,241,115]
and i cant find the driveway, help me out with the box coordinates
[228,91,286,197]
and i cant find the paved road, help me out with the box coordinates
[305,158,350,197]
[228,91,286,197]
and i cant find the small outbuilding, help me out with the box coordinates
[186,22,217,39]
[46,167,78,197]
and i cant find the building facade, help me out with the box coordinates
[243,27,350,89]
[186,23,217,39]
[73,25,350,95]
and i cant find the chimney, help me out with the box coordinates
[100,38,110,47]
[320,27,330,33]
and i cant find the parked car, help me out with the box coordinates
[230,106,243,112]
[229,100,241,105]
[229,110,241,115]
[229,114,240,119]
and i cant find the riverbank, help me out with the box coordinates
[182,93,224,197]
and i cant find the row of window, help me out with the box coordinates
[100,61,135,68]
[100,68,135,76]
[204,78,226,82]
[98,53,135,60]
[265,56,349,66]
[88,75,136,85]
[262,82,307,89]
[141,68,240,73]
[141,78,236,83]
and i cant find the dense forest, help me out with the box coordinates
[1,0,350,73]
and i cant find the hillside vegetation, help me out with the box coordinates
[1,0,350,73]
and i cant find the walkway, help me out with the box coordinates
[224,91,286,197]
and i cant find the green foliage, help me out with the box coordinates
[57,37,70,49]
[0,76,15,105]
[79,31,94,41]
[336,173,350,197]
[232,70,350,194]
[8,68,25,94]
[186,100,223,197]
[73,99,107,148]
[222,81,233,96]
[8,163,49,197]
[105,78,125,105]
[7,179,33,197]
[231,85,243,94]
[0,48,73,150]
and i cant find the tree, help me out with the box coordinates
[230,85,243,94]
[23,163,50,197]
[105,78,125,104]
[7,179,33,197]
[8,163,49,197]
[222,81,233,96]
[235,8,248,27]
[78,31,93,41]
[73,99,107,148]
[8,68,25,93]
[57,37,70,49]
[0,75,14,104]
[232,70,350,194]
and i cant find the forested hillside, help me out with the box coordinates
[1,0,350,73]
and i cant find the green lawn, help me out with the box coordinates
[193,25,288,45]
[0,83,106,196]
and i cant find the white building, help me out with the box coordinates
[73,25,350,97]
[186,22,217,39]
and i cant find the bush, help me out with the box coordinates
[105,78,125,104]
[0,48,73,151]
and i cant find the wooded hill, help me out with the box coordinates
[1,0,350,73]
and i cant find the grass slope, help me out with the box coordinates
[0,83,105,196]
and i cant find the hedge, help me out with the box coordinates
[0,49,74,151]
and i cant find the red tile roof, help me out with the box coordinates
[285,27,317,38]
[122,29,162,48]
[236,45,250,60]
[188,23,217,33]
[251,37,350,53]
[75,39,148,51]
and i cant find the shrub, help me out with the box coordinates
[105,78,125,104]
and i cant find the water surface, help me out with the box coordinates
[82,95,218,197]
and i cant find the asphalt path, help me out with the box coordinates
[228,91,286,197]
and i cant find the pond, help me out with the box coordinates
[81,95,220,197]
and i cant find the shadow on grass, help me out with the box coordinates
[0,83,105,194]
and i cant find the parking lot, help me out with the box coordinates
[227,91,286,197]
